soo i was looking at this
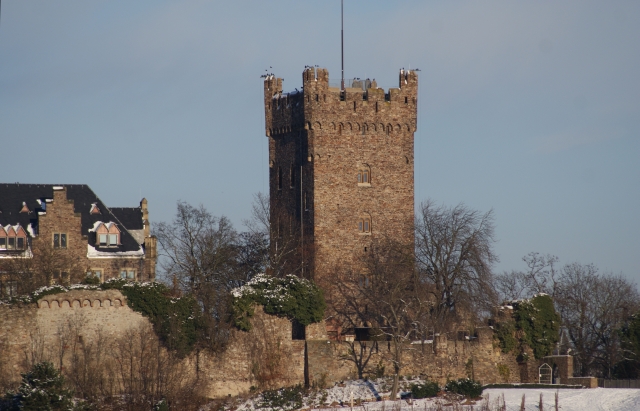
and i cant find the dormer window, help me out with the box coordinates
[1,225,28,250]
[95,222,120,247]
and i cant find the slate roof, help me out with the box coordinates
[0,184,143,254]
[110,207,144,230]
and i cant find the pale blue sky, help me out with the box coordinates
[1,1,638,280]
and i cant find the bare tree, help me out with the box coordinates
[330,239,428,400]
[1,239,84,295]
[245,192,302,278]
[155,201,245,351]
[415,200,498,332]
[556,263,639,377]
[495,252,560,302]
[497,254,640,378]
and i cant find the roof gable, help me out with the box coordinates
[0,184,142,253]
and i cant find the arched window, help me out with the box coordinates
[96,222,120,248]
[357,165,371,186]
[357,215,371,234]
[0,227,6,250]
[0,225,26,250]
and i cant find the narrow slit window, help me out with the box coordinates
[290,165,295,188]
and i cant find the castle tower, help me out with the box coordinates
[263,67,417,285]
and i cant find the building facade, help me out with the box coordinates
[0,184,157,295]
[263,67,417,285]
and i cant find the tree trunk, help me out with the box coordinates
[390,373,399,401]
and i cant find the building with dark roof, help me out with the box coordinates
[0,184,157,295]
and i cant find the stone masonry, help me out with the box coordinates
[1,292,589,400]
[264,68,417,284]
[1,186,157,283]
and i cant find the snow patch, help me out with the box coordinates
[87,244,144,258]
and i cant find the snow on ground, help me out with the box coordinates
[485,387,640,411]
[222,379,640,411]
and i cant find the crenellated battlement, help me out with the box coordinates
[264,67,418,137]
[36,289,126,309]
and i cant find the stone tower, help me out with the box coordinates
[263,67,417,285]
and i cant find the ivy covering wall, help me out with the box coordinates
[231,274,325,331]
[495,294,560,360]
[3,279,202,357]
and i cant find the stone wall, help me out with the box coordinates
[264,68,417,284]
[0,292,305,398]
[306,327,523,388]
[1,292,578,399]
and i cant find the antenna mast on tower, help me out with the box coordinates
[341,0,344,91]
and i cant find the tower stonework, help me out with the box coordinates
[264,67,417,284]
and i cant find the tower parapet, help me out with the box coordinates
[264,68,418,139]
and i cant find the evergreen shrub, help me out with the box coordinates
[445,378,483,399]
[3,361,76,411]
[258,385,305,411]
[410,381,440,398]
[231,274,325,331]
